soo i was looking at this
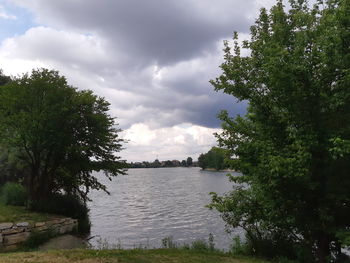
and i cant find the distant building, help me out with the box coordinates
[172,160,180,166]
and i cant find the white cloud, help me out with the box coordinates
[121,123,220,162]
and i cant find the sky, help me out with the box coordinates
[0,0,276,162]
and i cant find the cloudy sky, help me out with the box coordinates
[0,0,276,162]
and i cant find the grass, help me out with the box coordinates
[0,249,270,263]
[0,203,62,223]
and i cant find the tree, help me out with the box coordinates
[0,69,126,202]
[198,147,229,170]
[209,0,350,262]
[153,159,161,168]
[186,157,193,166]
[0,70,11,86]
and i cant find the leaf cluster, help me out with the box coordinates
[0,69,127,202]
[210,0,350,261]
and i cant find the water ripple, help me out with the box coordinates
[88,167,241,249]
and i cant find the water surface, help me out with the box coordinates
[88,167,242,249]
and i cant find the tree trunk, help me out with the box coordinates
[315,234,330,263]
[28,164,41,202]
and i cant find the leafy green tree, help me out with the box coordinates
[0,69,126,202]
[164,160,173,167]
[0,70,11,86]
[0,146,27,186]
[153,159,161,168]
[197,154,207,169]
[209,0,350,262]
[198,147,229,170]
[186,157,193,166]
[0,71,22,186]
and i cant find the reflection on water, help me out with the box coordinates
[88,167,243,249]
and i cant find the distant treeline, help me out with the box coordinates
[129,157,198,168]
[198,147,230,171]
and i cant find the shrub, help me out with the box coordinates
[190,234,216,252]
[30,194,90,234]
[229,236,249,255]
[208,233,215,251]
[229,230,314,263]
[191,239,209,251]
[161,236,177,248]
[0,182,27,206]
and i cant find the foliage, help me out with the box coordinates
[208,233,215,251]
[186,157,193,166]
[0,69,126,202]
[198,147,230,170]
[162,236,178,249]
[30,194,90,234]
[129,158,195,168]
[0,146,27,186]
[0,182,27,206]
[161,234,216,252]
[190,239,209,251]
[229,236,251,256]
[0,72,21,186]
[0,70,11,86]
[209,0,350,262]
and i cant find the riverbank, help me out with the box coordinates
[0,204,62,223]
[202,168,236,172]
[0,204,79,251]
[0,248,270,263]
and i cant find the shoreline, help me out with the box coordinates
[202,168,236,172]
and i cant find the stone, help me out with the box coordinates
[1,227,26,235]
[58,224,75,234]
[35,222,46,227]
[3,232,30,245]
[0,223,13,231]
[16,222,29,227]
[0,216,78,249]
[48,218,66,225]
[63,219,74,225]
[57,218,67,224]
[45,219,61,226]
[34,225,49,232]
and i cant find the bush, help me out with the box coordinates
[191,239,209,251]
[190,234,217,252]
[0,182,27,206]
[29,194,90,234]
[161,236,177,248]
[229,230,314,263]
[229,236,249,255]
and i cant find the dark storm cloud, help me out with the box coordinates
[14,0,256,66]
[7,0,258,129]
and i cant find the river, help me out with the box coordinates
[88,167,243,250]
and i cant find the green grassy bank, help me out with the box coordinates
[0,203,62,223]
[0,249,269,263]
